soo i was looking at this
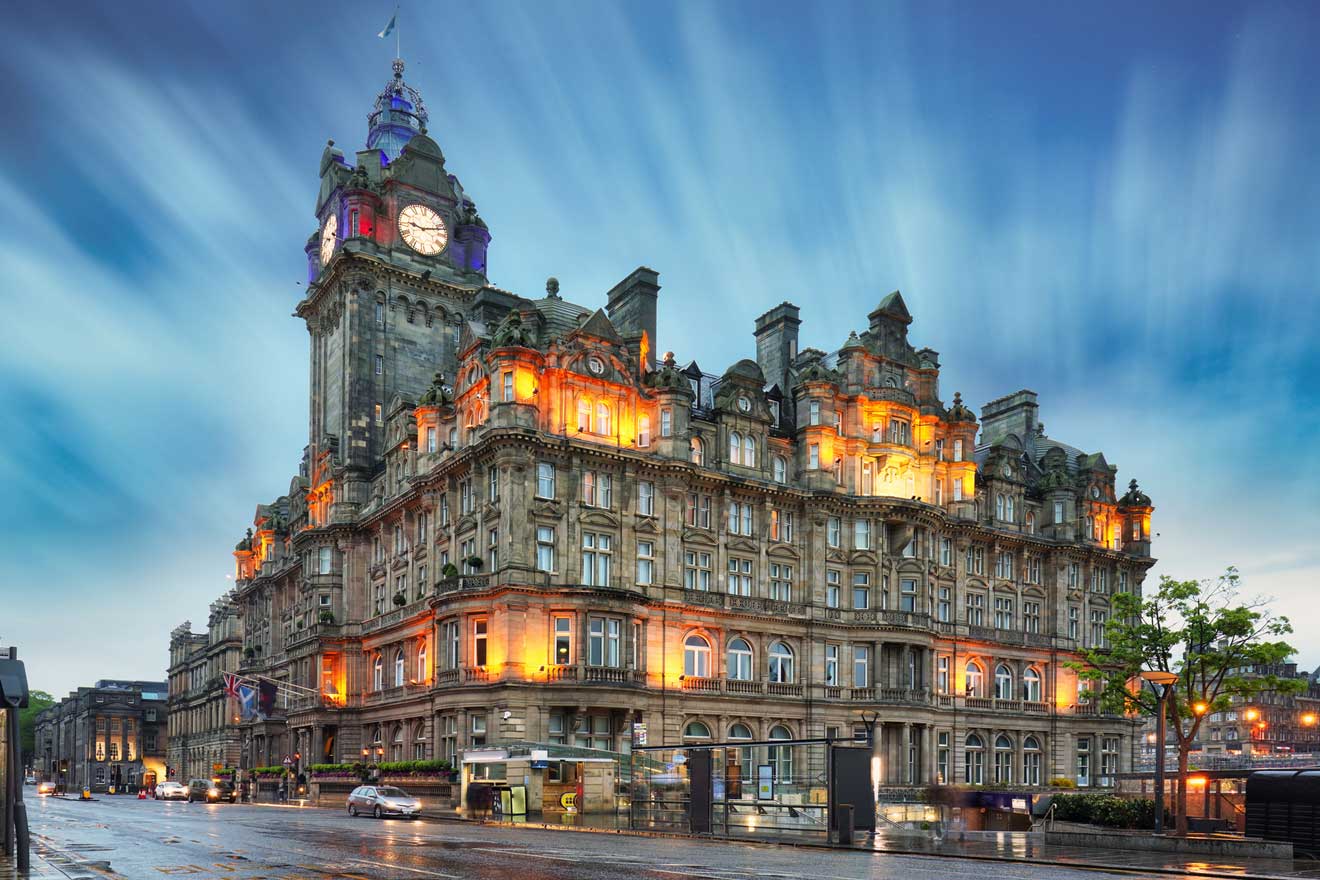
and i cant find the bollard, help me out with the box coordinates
[838,803,854,846]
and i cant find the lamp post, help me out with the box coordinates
[1140,670,1178,834]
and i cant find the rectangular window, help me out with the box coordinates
[940,538,952,567]
[444,621,459,668]
[826,569,841,608]
[488,468,499,503]
[588,617,605,666]
[661,408,673,437]
[853,645,870,687]
[769,563,793,601]
[809,444,820,469]
[684,551,712,591]
[1054,499,1065,524]
[953,439,963,461]
[809,400,821,425]
[937,586,951,622]
[1024,600,1041,633]
[1090,609,1107,647]
[582,471,612,508]
[375,301,385,326]
[727,557,753,596]
[607,618,621,667]
[827,517,841,548]
[824,644,839,686]
[502,370,514,402]
[1118,570,1128,593]
[426,426,437,453]
[636,541,654,585]
[473,618,488,667]
[581,533,612,586]
[375,354,383,375]
[685,494,712,529]
[318,546,332,575]
[1068,606,1079,640]
[994,596,1014,630]
[374,403,383,425]
[440,495,449,526]
[536,525,556,572]
[1100,737,1120,787]
[1028,556,1041,585]
[887,419,909,445]
[1077,737,1091,787]
[938,732,950,784]
[852,572,870,610]
[460,479,473,514]
[487,527,498,570]
[1094,568,1108,594]
[937,656,950,694]
[1068,563,1079,588]
[853,519,870,550]
[536,462,555,499]
[899,578,918,613]
[966,593,985,626]
[935,438,945,461]
[553,616,573,665]
[471,715,487,748]
[637,481,655,516]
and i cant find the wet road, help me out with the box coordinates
[28,795,1207,880]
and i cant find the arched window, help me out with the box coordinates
[729,722,752,740]
[1023,735,1042,786]
[576,398,592,432]
[683,720,711,741]
[690,437,704,466]
[416,642,428,683]
[372,655,384,691]
[596,401,611,436]
[994,664,1014,701]
[727,638,753,681]
[773,456,786,483]
[729,431,742,465]
[1025,512,1036,534]
[993,734,1014,784]
[370,724,383,750]
[965,660,984,697]
[390,723,405,762]
[684,634,711,678]
[769,641,794,683]
[637,415,651,448]
[964,733,985,785]
[394,648,406,688]
[728,723,753,791]
[1023,667,1042,703]
[413,721,427,760]
[743,435,755,467]
[769,725,794,782]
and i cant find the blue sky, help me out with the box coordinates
[3,1,1318,698]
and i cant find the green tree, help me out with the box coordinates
[19,689,55,765]
[1069,567,1300,835]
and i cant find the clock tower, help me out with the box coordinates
[296,59,493,517]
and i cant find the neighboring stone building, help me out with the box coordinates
[1191,663,1320,757]
[167,596,244,782]
[206,57,1155,790]
[31,681,167,792]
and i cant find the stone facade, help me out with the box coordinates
[203,59,1156,791]
[167,597,244,782]
[31,680,167,791]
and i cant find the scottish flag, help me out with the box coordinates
[237,684,257,721]
[378,11,396,39]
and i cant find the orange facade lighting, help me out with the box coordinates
[1302,713,1318,727]
[1244,708,1259,722]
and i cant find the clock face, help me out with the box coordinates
[319,213,338,267]
[398,204,448,255]
[1091,486,1100,499]
[587,356,605,375]
[737,396,751,413]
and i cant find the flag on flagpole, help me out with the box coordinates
[222,672,241,700]
[237,684,257,721]
[258,680,278,720]
[378,10,397,39]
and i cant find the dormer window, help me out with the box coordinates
[637,415,651,448]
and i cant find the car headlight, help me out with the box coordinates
[413,801,422,809]
[208,788,219,796]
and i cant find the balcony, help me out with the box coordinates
[767,681,804,697]
[361,598,431,635]
[682,676,721,694]
[850,610,932,629]
[436,574,491,596]
[435,669,459,686]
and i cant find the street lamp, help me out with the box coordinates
[1140,670,1178,834]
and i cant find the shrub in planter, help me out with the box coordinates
[1047,776,1076,789]
[393,592,407,606]
[466,556,484,570]
[318,610,335,625]
[244,647,255,659]
[441,563,459,578]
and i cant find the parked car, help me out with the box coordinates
[24,775,36,785]
[36,781,56,795]
[155,781,188,801]
[346,785,421,819]
[186,778,226,803]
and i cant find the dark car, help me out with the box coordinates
[186,778,234,803]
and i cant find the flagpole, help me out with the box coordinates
[396,4,401,60]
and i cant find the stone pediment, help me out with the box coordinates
[634,516,660,534]
[727,537,759,555]
[572,309,621,343]
[848,551,878,566]
[825,549,847,563]
[580,510,620,530]
[767,544,800,561]
[682,528,717,546]
[531,499,563,520]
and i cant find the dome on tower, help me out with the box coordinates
[367,58,429,164]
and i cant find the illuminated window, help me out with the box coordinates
[826,569,840,608]
[825,644,839,685]
[637,415,651,447]
[581,471,611,508]
[684,635,711,678]
[773,455,786,483]
[536,526,555,572]
[660,408,672,437]
[394,648,406,688]
[690,436,704,465]
[768,642,795,683]
[809,400,821,425]
[576,398,592,432]
[637,481,655,516]
[887,419,909,445]
[472,618,487,667]
[965,660,984,697]
[416,642,427,683]
[553,616,573,665]
[937,655,950,693]
[374,403,382,426]
[372,654,383,691]
[595,402,611,436]
[729,431,742,465]
[727,638,753,681]
[686,493,711,528]
[743,435,755,467]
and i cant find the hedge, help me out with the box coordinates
[1051,793,1161,829]
[252,766,287,777]
[308,760,454,776]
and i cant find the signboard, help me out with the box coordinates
[632,723,647,746]
[559,792,577,810]
[213,763,223,772]
[757,764,774,800]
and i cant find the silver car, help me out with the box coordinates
[155,781,188,801]
[347,785,421,819]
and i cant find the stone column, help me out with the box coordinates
[901,722,912,784]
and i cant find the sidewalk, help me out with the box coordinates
[0,850,69,880]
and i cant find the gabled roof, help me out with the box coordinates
[574,308,621,342]
[872,290,913,324]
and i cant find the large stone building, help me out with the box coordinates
[31,680,168,792]
[215,58,1155,791]
[167,596,244,781]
